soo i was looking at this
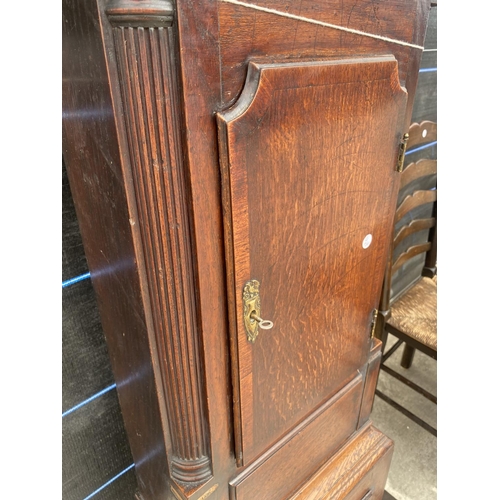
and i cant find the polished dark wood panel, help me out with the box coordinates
[63,0,431,498]
[290,424,393,500]
[218,56,407,464]
[106,0,212,483]
[217,0,428,115]
[63,0,170,497]
[229,376,363,500]
[357,339,383,430]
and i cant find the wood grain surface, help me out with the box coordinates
[217,0,427,112]
[289,423,393,500]
[229,376,363,500]
[107,1,212,483]
[357,339,383,430]
[218,56,408,464]
[63,0,170,496]
[63,0,431,497]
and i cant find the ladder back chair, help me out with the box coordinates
[374,121,437,435]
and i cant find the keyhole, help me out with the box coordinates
[250,310,257,324]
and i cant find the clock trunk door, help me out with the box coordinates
[217,56,408,465]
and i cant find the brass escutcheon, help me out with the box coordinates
[243,280,273,343]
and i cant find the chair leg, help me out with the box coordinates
[380,327,389,354]
[374,310,389,353]
[401,344,416,369]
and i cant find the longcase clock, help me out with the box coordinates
[62,1,431,498]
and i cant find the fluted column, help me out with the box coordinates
[106,0,212,484]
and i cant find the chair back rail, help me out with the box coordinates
[395,190,437,223]
[378,120,437,317]
[400,159,436,189]
[407,121,437,150]
[394,218,435,248]
[393,242,433,273]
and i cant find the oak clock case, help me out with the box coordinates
[62,1,430,499]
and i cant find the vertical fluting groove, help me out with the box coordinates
[110,16,212,483]
[145,27,189,458]
[156,27,203,459]
[140,26,195,457]
[117,26,186,459]
[134,25,188,455]
[134,27,191,459]
[126,27,188,460]
[160,25,207,460]
[171,33,207,458]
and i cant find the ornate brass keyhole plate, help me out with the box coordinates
[243,280,261,343]
[243,280,273,342]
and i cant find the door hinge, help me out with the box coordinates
[370,309,379,338]
[396,133,409,172]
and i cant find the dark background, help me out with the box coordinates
[61,6,436,499]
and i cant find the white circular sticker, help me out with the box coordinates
[422,129,428,138]
[362,234,373,249]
